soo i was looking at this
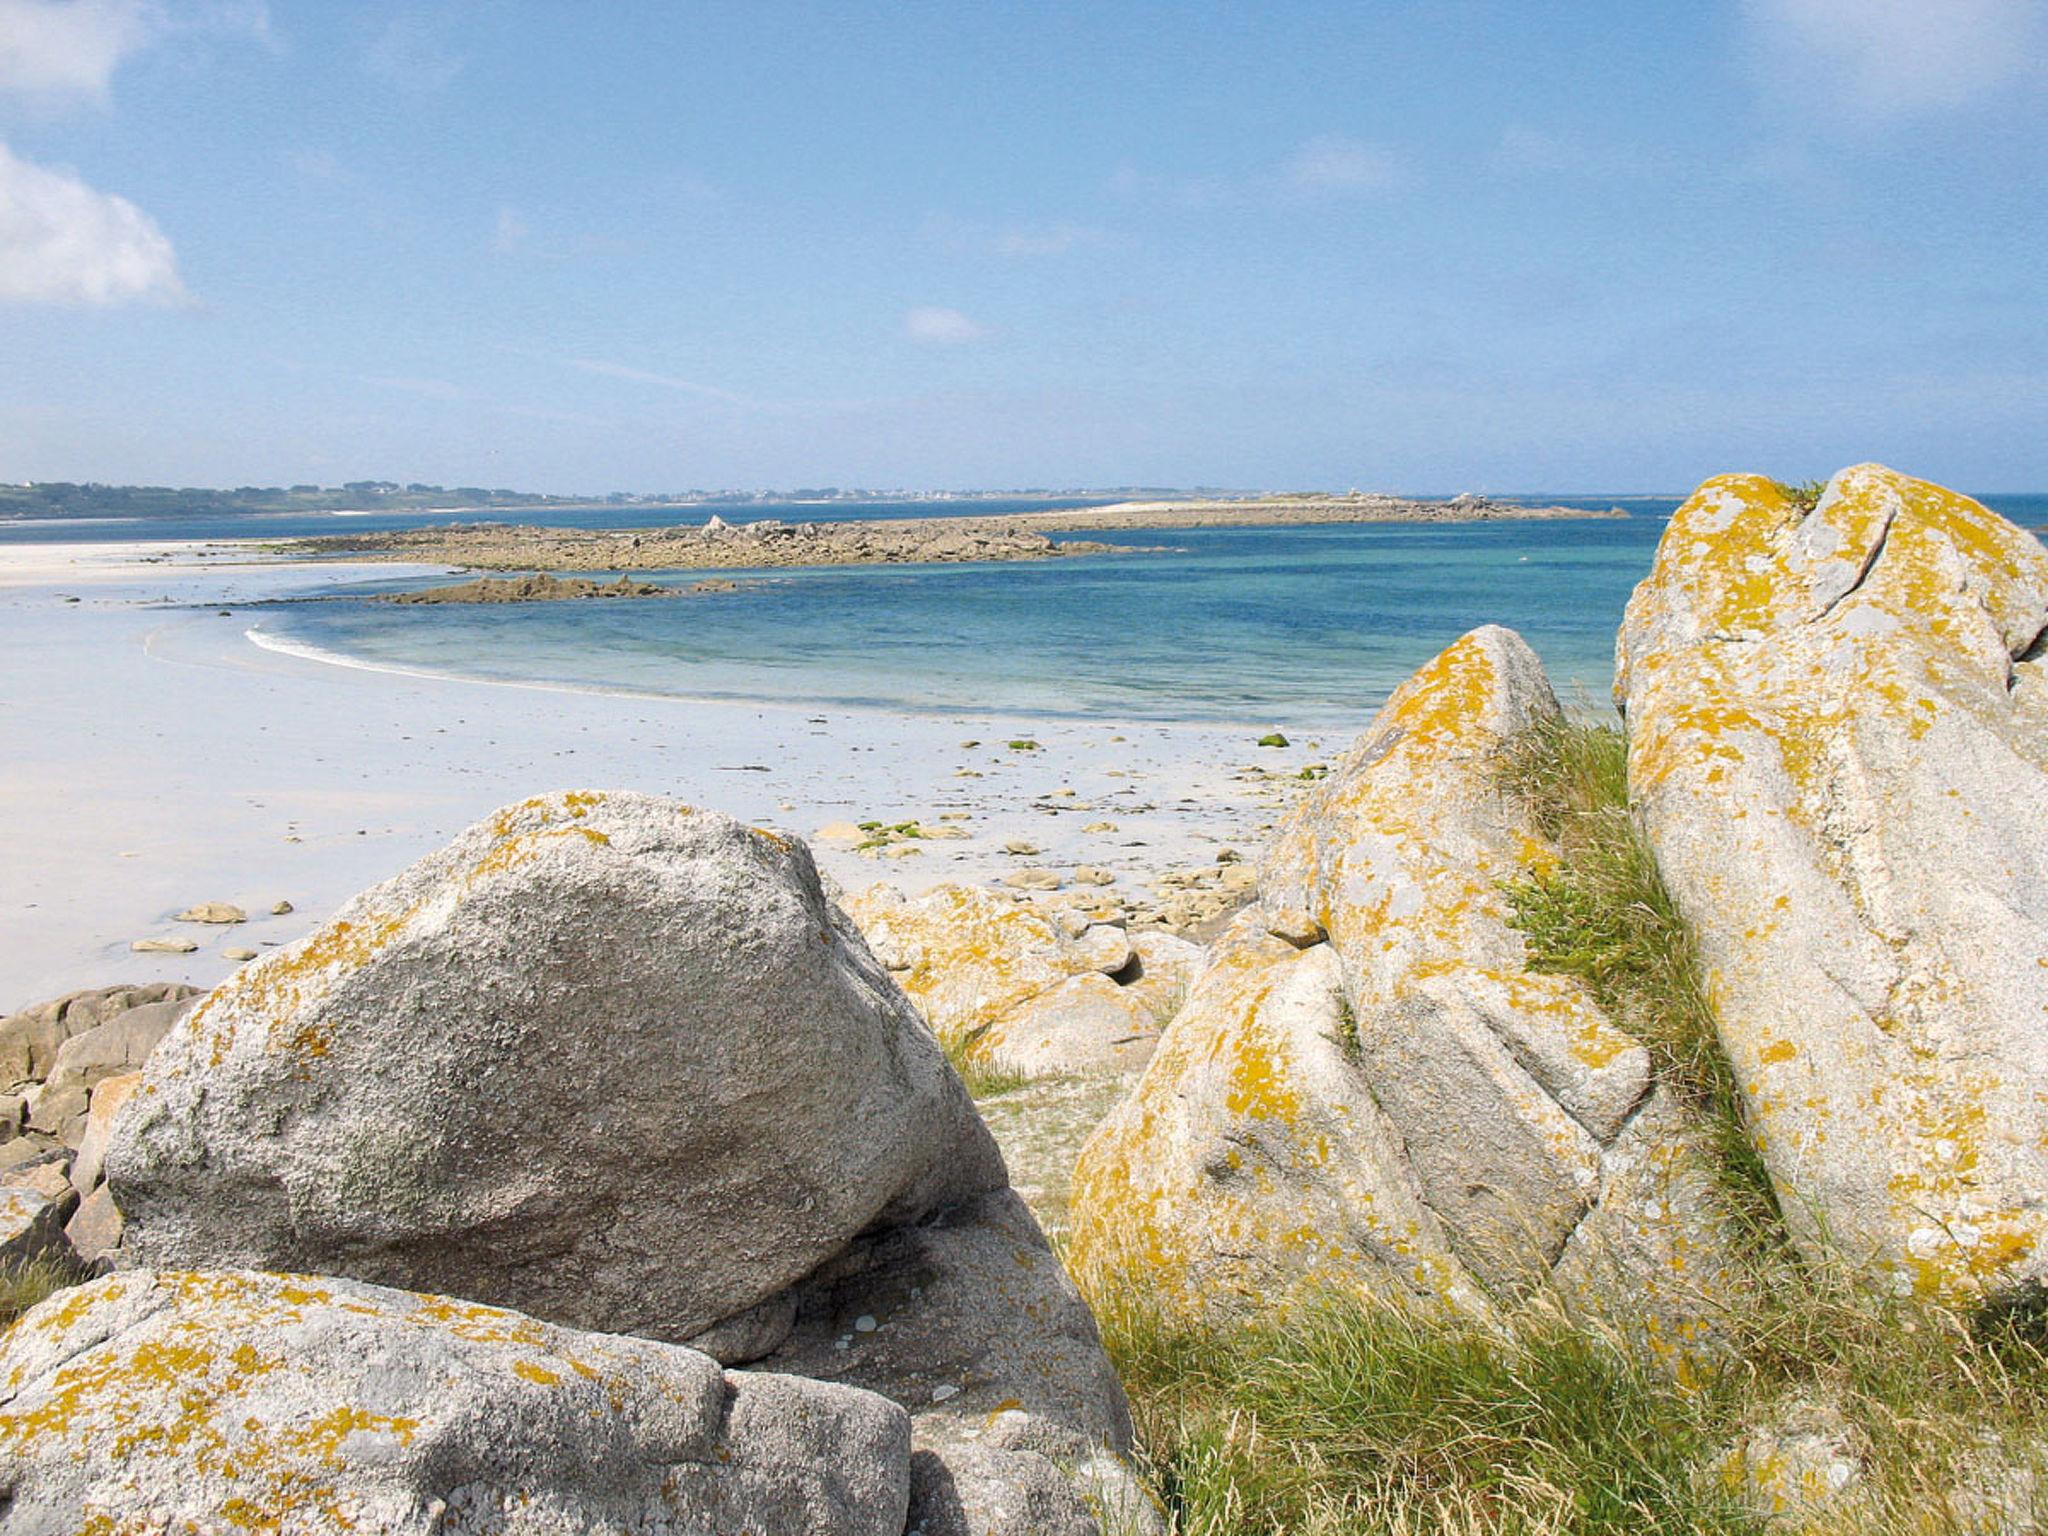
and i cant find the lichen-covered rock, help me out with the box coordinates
[1071,628,1740,1354]
[846,882,1150,1073]
[108,791,1006,1343]
[1617,465,2048,1299]
[0,1269,913,1535]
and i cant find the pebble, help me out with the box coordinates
[1002,867,1062,891]
[853,1314,878,1333]
[931,1384,961,1403]
[1082,821,1118,833]
[270,899,294,915]
[224,948,259,962]
[1073,866,1116,887]
[1003,840,1042,856]
[131,937,198,954]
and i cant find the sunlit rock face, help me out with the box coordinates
[1070,627,1741,1370]
[1617,464,2048,1300]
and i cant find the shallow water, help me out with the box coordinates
[29,492,2048,730]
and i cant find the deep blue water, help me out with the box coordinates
[25,493,2046,728]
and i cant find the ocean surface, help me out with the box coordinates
[15,494,2047,730]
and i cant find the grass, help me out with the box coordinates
[1776,478,1827,513]
[1077,711,2048,1533]
[0,1255,79,1329]
[1091,1258,2048,1535]
[1494,716,1781,1240]
[941,1029,1034,1099]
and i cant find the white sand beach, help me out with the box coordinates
[0,541,1320,1007]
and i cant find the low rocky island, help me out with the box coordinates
[378,572,743,604]
[285,493,1616,573]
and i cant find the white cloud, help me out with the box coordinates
[0,0,153,103]
[1282,135,1401,195]
[493,206,528,253]
[1744,0,2044,115]
[903,306,986,345]
[0,138,183,304]
[567,357,746,404]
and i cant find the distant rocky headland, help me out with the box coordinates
[285,494,1616,573]
[377,572,745,604]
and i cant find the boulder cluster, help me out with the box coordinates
[1,796,1154,1535]
[1065,463,2048,1353]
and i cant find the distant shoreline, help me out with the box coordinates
[281,493,1622,573]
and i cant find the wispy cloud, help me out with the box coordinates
[0,138,184,305]
[1743,0,2045,116]
[1281,135,1402,196]
[903,306,987,345]
[567,357,748,404]
[365,11,463,92]
[923,213,1115,259]
[492,206,528,254]
[1111,135,1405,207]
[363,374,465,401]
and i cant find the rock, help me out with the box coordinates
[1003,839,1043,856]
[1073,865,1116,886]
[0,1136,60,1173]
[174,901,246,924]
[223,947,258,961]
[69,1070,141,1197]
[987,974,1158,1076]
[24,1083,87,1136]
[815,820,867,843]
[0,1186,69,1265]
[0,1269,915,1535]
[2,1160,73,1203]
[108,792,1005,1346]
[1082,821,1118,833]
[1003,867,1063,891]
[1616,465,2048,1299]
[63,1181,122,1262]
[128,936,197,954]
[43,995,192,1097]
[271,898,294,914]
[1118,931,1208,1026]
[1071,628,1739,1355]
[1716,1399,1869,1528]
[753,1189,1157,1536]
[845,883,1133,1054]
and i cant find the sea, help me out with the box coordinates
[8,494,2045,732]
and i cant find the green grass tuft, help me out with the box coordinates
[942,1030,1034,1099]
[0,1255,80,1329]
[1495,716,1781,1241]
[1775,478,1827,513]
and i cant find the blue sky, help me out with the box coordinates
[1,1,2043,493]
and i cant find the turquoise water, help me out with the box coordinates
[254,511,1673,728]
[38,491,2044,729]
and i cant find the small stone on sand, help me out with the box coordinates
[175,902,246,924]
[131,937,198,954]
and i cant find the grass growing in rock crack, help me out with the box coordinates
[1495,715,1781,1241]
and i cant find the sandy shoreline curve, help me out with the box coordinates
[0,540,1321,1007]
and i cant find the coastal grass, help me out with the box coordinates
[941,1030,1033,1099]
[1090,1254,2048,1535]
[1494,716,1781,1240]
[0,1255,79,1328]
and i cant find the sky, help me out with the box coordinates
[0,1,2044,494]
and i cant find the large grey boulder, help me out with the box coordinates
[1616,465,2048,1299]
[108,791,1006,1342]
[0,1268,912,1535]
[102,791,1150,1533]
[1070,628,1743,1365]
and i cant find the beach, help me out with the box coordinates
[0,540,1316,1008]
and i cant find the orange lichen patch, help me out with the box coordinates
[1758,1040,1798,1066]
[513,1360,563,1387]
